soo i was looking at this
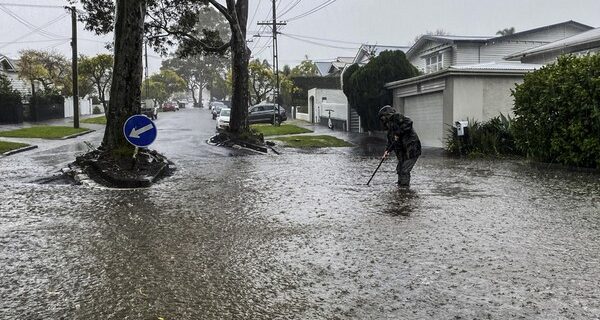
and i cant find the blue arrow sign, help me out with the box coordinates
[123,115,157,147]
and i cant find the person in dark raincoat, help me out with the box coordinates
[379,105,421,186]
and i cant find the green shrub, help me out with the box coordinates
[512,55,600,168]
[445,114,520,157]
[0,73,21,104]
[93,106,102,114]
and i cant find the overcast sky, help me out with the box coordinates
[1,0,599,74]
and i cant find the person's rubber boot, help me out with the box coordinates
[398,174,410,187]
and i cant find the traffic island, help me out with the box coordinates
[272,135,353,148]
[209,130,268,153]
[73,148,173,188]
[251,124,313,136]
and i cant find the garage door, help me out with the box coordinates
[403,92,444,148]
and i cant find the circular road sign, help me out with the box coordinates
[123,115,157,147]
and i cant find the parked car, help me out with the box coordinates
[248,103,287,124]
[162,102,179,112]
[141,105,158,120]
[141,100,158,120]
[216,108,231,130]
[211,102,226,119]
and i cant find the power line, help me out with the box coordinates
[278,0,301,17]
[280,33,358,50]
[0,12,68,50]
[285,0,338,22]
[0,4,65,39]
[248,0,262,28]
[0,2,65,9]
[279,32,363,45]
[0,38,69,44]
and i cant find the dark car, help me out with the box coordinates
[211,102,226,119]
[248,103,287,124]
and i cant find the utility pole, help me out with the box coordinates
[70,6,79,128]
[144,41,149,100]
[257,0,286,126]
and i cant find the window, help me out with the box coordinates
[425,53,444,73]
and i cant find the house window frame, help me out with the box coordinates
[425,53,444,73]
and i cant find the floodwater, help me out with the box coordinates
[1,108,599,319]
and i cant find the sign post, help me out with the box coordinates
[123,115,157,167]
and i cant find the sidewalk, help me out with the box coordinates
[0,115,102,132]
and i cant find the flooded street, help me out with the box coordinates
[1,108,599,319]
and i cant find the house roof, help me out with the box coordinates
[0,54,18,72]
[406,20,594,60]
[406,35,493,59]
[315,61,333,76]
[505,27,600,60]
[315,57,355,76]
[385,62,541,89]
[490,20,593,43]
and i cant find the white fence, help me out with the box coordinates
[64,96,93,118]
[296,112,310,122]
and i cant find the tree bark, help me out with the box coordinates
[227,0,249,133]
[101,0,146,151]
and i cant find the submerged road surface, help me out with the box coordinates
[1,108,599,319]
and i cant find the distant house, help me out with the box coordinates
[314,57,354,77]
[0,54,32,97]
[506,27,600,64]
[386,21,594,147]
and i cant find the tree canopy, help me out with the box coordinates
[17,50,71,96]
[343,50,419,131]
[290,59,318,77]
[79,54,113,109]
[142,69,187,106]
[496,27,516,36]
[74,0,251,137]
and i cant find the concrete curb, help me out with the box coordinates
[60,129,95,140]
[1,145,38,157]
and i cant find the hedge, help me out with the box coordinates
[512,55,600,168]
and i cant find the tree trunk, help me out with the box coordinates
[228,0,249,133]
[101,0,146,151]
[190,84,198,106]
[96,80,108,114]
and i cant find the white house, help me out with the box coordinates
[0,54,32,97]
[386,21,594,147]
[505,27,600,64]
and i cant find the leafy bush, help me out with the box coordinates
[93,106,102,114]
[30,92,64,106]
[512,55,600,168]
[0,73,21,103]
[446,114,520,157]
[343,51,419,131]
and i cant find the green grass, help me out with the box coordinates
[81,116,107,125]
[0,126,89,139]
[251,124,313,136]
[273,135,352,148]
[0,140,30,154]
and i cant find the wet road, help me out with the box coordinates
[1,108,599,319]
